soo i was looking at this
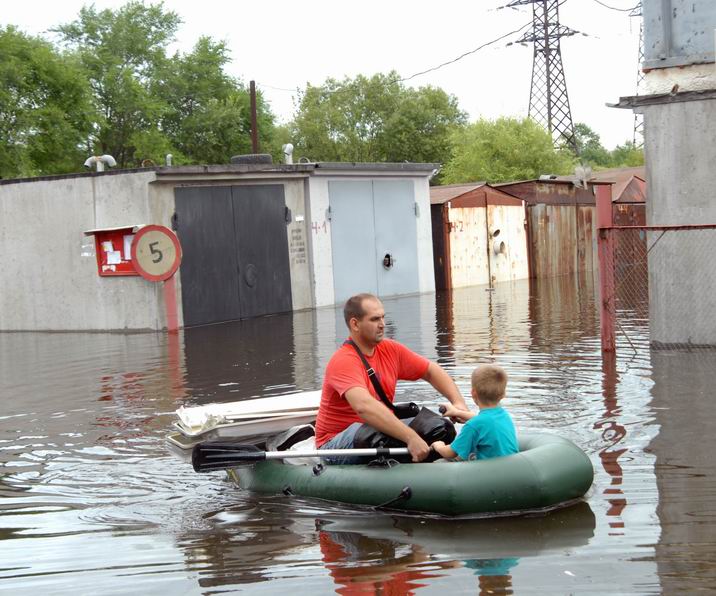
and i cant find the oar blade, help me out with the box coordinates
[192,442,266,473]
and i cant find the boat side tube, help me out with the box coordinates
[230,432,594,516]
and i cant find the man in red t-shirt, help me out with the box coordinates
[315,293,468,463]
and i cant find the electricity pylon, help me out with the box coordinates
[631,2,645,148]
[508,0,578,151]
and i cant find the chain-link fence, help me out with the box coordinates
[602,225,716,353]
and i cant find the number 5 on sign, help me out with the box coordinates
[131,225,182,282]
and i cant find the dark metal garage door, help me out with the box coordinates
[174,185,292,326]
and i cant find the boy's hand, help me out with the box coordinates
[431,440,458,460]
[440,404,470,422]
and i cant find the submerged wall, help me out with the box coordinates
[0,164,437,331]
[0,171,168,331]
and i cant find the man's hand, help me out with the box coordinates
[406,434,431,462]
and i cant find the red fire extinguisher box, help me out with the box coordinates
[83,225,143,277]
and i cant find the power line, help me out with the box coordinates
[255,82,296,93]
[591,0,640,12]
[398,20,533,82]
[256,22,535,96]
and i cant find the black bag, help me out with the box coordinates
[353,407,456,463]
[393,401,421,419]
[409,406,456,445]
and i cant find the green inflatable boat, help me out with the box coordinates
[227,432,594,516]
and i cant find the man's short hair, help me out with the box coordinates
[343,293,379,328]
[471,365,507,403]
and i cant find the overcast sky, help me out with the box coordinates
[3,0,642,149]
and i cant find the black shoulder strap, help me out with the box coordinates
[344,339,395,412]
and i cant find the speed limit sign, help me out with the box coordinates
[130,225,182,282]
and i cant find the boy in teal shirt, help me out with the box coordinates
[431,364,518,460]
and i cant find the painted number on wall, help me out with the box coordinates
[311,220,328,234]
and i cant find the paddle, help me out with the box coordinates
[192,441,409,473]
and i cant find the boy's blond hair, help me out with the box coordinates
[471,365,507,404]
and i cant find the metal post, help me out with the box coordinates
[163,274,179,333]
[250,80,259,153]
[596,184,615,352]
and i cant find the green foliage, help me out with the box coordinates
[159,37,278,164]
[0,26,93,178]
[53,2,278,168]
[442,117,575,184]
[574,123,611,167]
[289,72,466,165]
[608,141,644,167]
[53,2,180,167]
[574,122,644,169]
[1,2,644,180]
[56,2,181,167]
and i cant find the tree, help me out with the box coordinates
[609,141,645,167]
[0,26,93,178]
[158,37,278,164]
[55,4,280,167]
[442,117,575,184]
[573,123,611,167]
[289,72,466,165]
[573,122,645,169]
[53,2,181,168]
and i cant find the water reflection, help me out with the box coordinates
[182,315,299,403]
[319,530,437,595]
[596,352,628,535]
[649,349,716,593]
[170,499,595,594]
[315,502,594,595]
[175,500,317,590]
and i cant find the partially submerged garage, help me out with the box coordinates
[0,161,437,331]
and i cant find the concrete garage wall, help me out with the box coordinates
[413,177,437,294]
[644,99,716,346]
[282,179,312,311]
[305,177,335,308]
[0,164,437,331]
[0,171,166,331]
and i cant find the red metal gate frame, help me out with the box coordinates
[596,185,716,352]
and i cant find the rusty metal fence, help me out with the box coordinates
[599,224,716,353]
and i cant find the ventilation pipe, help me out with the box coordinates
[84,155,117,172]
[282,143,294,165]
[165,154,173,166]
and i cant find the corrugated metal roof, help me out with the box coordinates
[554,166,646,202]
[429,182,487,204]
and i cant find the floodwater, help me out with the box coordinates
[2,275,715,594]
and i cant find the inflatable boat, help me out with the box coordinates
[226,432,594,516]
